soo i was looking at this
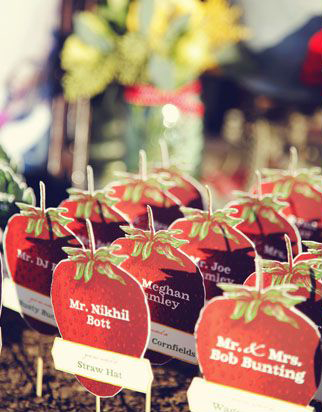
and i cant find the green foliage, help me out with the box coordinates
[17,203,73,238]
[181,207,242,242]
[303,241,322,256]
[61,0,247,100]
[262,258,322,295]
[262,168,322,202]
[74,11,115,53]
[63,244,127,284]
[148,55,175,90]
[112,171,176,204]
[0,145,10,166]
[121,224,187,264]
[61,5,150,101]
[0,165,35,229]
[219,283,305,328]
[138,0,154,35]
[66,188,119,220]
[232,192,289,227]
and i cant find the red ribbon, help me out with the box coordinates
[301,30,322,86]
[124,81,204,116]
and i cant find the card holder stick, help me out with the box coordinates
[96,396,100,412]
[36,335,44,397]
[145,383,152,412]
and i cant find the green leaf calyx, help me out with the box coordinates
[120,224,187,265]
[218,283,305,328]
[16,204,73,238]
[63,244,127,284]
[180,207,242,242]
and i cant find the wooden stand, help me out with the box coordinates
[96,396,100,412]
[36,336,44,397]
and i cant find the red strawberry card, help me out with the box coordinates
[169,188,255,301]
[152,140,204,209]
[259,149,322,245]
[112,206,205,365]
[60,166,130,249]
[244,237,322,328]
[3,182,81,335]
[153,167,204,210]
[106,150,183,231]
[51,221,150,397]
[228,191,301,261]
[195,281,322,406]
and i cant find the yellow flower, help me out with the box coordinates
[61,35,102,70]
[192,0,249,47]
[126,1,139,32]
[176,31,213,72]
[63,56,117,101]
[127,0,248,68]
[127,0,198,50]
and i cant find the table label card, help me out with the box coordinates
[188,377,314,412]
[52,338,153,394]
[149,321,197,364]
[5,279,56,326]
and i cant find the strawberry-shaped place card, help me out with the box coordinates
[112,206,205,365]
[0,164,35,231]
[245,236,322,326]
[169,187,255,301]
[195,258,321,407]
[51,220,150,397]
[106,150,183,231]
[3,182,81,335]
[259,147,322,244]
[152,140,204,209]
[60,166,130,249]
[228,173,301,261]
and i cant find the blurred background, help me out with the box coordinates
[0,0,321,207]
[0,3,322,410]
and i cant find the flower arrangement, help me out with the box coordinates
[61,0,248,101]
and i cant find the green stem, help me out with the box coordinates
[159,139,170,169]
[87,165,95,196]
[284,234,293,273]
[147,205,155,237]
[289,146,298,176]
[86,219,96,257]
[255,170,262,200]
[255,254,263,293]
[205,185,213,219]
[39,181,46,213]
[139,150,147,182]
